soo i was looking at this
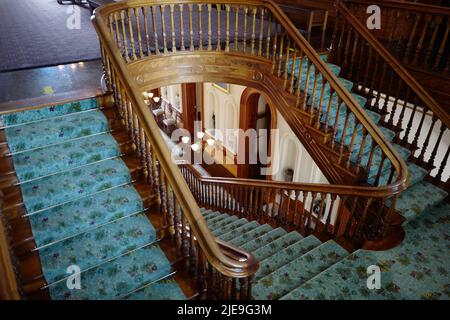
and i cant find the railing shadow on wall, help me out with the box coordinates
[92,0,410,298]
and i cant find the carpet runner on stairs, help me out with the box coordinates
[1,98,185,300]
[202,206,449,300]
[288,55,448,223]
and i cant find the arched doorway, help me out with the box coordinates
[237,87,277,180]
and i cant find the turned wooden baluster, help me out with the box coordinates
[198,4,203,50]
[150,6,160,54]
[277,33,285,78]
[243,6,249,53]
[271,23,279,73]
[225,5,231,52]
[433,21,449,71]
[346,119,360,168]
[188,4,194,51]
[428,122,447,170]
[142,7,151,54]
[424,15,442,68]
[301,60,312,111]
[417,115,438,164]
[207,4,212,51]
[308,68,319,119]
[258,8,265,57]
[251,6,257,55]
[403,12,421,64]
[282,37,291,90]
[265,13,272,59]
[288,47,297,94]
[169,4,177,53]
[134,8,144,58]
[331,98,344,149]
[160,5,168,53]
[435,144,449,183]
[126,9,138,60]
[234,5,239,51]
[315,78,327,130]
[178,4,185,51]
[353,198,373,244]
[120,11,130,62]
[413,14,432,66]
[216,4,221,51]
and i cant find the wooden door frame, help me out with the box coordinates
[237,87,277,179]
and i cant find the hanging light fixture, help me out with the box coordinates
[181,136,190,144]
[142,92,149,99]
[191,143,200,151]
[148,92,154,98]
[206,138,215,146]
[153,96,161,103]
[196,131,205,139]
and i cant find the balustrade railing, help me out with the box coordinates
[345,0,450,75]
[180,164,389,244]
[331,0,449,189]
[92,0,410,294]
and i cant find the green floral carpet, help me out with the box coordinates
[2,98,185,300]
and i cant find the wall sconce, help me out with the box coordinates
[206,138,215,146]
[181,136,190,144]
[196,131,205,139]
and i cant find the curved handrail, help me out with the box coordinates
[93,7,259,283]
[337,0,450,127]
[92,0,411,281]
[95,0,409,195]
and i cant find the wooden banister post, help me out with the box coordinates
[0,192,21,300]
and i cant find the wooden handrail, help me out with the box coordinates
[93,5,259,296]
[332,0,449,189]
[180,163,383,245]
[92,0,412,291]
[0,191,21,300]
[337,0,450,127]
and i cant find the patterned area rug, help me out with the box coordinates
[2,98,185,299]
[0,0,100,72]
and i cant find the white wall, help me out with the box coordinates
[201,83,329,185]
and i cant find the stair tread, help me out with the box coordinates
[219,220,260,242]
[204,212,230,225]
[207,214,239,231]
[252,231,303,262]
[38,213,156,285]
[393,181,448,221]
[4,109,109,153]
[12,132,121,182]
[211,217,247,237]
[229,224,273,247]
[48,242,172,300]
[124,276,185,300]
[1,98,98,127]
[241,227,287,252]
[21,158,132,214]
[29,184,144,247]
[281,202,450,300]
[253,240,348,299]
[255,235,322,280]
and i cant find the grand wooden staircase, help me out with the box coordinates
[0,0,448,300]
